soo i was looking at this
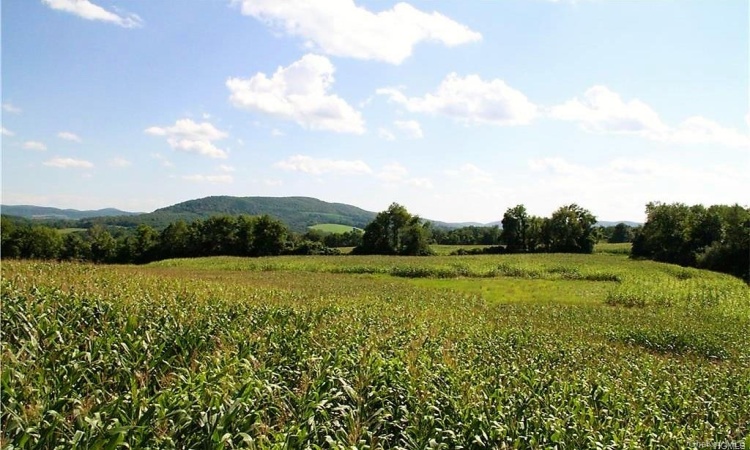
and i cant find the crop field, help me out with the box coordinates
[308,224,363,234]
[2,253,749,449]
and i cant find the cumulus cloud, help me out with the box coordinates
[145,119,229,159]
[378,73,537,126]
[444,163,494,185]
[394,120,423,138]
[57,131,82,142]
[377,162,433,189]
[550,86,749,148]
[234,0,481,64]
[150,153,174,168]
[42,0,143,28]
[549,85,668,135]
[274,154,372,175]
[1,126,14,136]
[378,128,396,141]
[43,157,94,169]
[2,102,21,114]
[182,174,234,184]
[377,162,409,182]
[227,54,365,134]
[404,177,434,189]
[109,157,131,168]
[23,141,47,151]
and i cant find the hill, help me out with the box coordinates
[86,196,378,232]
[0,205,140,220]
[309,223,363,234]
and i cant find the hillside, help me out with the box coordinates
[0,205,140,220]
[3,197,642,232]
[83,196,377,232]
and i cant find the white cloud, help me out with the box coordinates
[23,141,47,151]
[57,131,82,142]
[2,103,21,114]
[549,85,668,135]
[234,0,481,64]
[550,86,749,149]
[109,157,131,168]
[444,163,494,185]
[528,157,580,176]
[275,154,372,175]
[378,73,537,126]
[377,162,433,189]
[218,164,235,173]
[227,54,365,134]
[377,162,409,182]
[404,177,434,189]
[378,128,396,141]
[145,119,229,159]
[394,120,424,138]
[182,174,234,184]
[669,116,750,149]
[42,0,143,28]
[524,156,748,220]
[1,126,14,136]
[43,157,94,169]
[150,153,174,168]
[271,128,284,137]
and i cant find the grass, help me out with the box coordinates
[2,253,749,449]
[308,223,362,234]
[57,227,87,235]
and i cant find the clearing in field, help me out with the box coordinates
[308,223,363,234]
[2,252,749,449]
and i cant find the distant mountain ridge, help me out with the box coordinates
[2,197,642,231]
[1,205,140,220]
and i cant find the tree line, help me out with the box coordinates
[3,201,747,281]
[0,214,341,264]
[632,202,749,280]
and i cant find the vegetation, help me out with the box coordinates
[632,202,749,280]
[353,203,433,256]
[308,224,363,234]
[78,196,378,232]
[3,252,748,448]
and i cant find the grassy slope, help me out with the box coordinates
[308,223,363,234]
[3,254,749,448]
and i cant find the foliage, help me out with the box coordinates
[2,256,749,448]
[354,203,434,256]
[632,202,749,280]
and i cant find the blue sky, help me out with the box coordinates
[2,0,748,223]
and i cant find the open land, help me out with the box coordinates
[2,248,749,448]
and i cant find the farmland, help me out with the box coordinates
[308,224,363,234]
[2,253,749,449]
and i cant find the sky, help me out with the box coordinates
[1,0,748,223]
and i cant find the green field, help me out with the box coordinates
[308,223,363,234]
[2,254,749,448]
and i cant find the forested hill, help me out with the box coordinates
[85,196,377,232]
[0,205,139,220]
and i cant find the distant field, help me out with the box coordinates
[57,227,87,234]
[595,242,632,254]
[3,253,748,448]
[308,223,362,234]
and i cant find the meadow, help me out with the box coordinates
[2,250,749,449]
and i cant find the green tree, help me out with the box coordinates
[608,223,634,244]
[159,220,191,259]
[547,204,597,253]
[251,215,288,256]
[354,203,432,255]
[501,205,529,252]
[88,224,117,263]
[61,232,91,261]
